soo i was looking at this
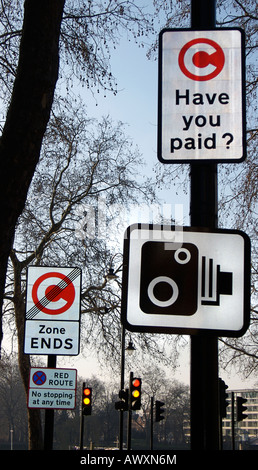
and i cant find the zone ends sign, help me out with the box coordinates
[158,28,246,163]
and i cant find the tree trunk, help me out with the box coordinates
[0,0,65,352]
[16,302,44,450]
[12,250,44,449]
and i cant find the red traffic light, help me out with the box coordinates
[132,378,140,387]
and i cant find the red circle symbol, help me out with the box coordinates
[178,38,225,81]
[32,272,75,315]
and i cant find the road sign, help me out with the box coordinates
[28,367,77,409]
[32,370,47,386]
[158,28,245,163]
[24,266,81,355]
[121,224,250,336]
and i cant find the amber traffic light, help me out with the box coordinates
[82,384,92,415]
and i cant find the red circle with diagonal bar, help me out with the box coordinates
[32,272,75,315]
[178,38,225,81]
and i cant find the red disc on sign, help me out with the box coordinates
[32,272,75,315]
[178,38,225,81]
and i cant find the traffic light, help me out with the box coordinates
[236,396,248,422]
[115,389,129,411]
[155,400,165,422]
[82,384,92,415]
[129,377,142,410]
[219,378,229,418]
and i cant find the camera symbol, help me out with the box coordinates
[140,241,233,316]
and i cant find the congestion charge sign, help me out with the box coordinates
[24,266,81,356]
[158,28,246,163]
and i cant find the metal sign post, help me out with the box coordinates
[44,354,56,451]
[190,0,219,450]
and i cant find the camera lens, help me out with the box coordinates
[174,248,191,264]
[147,276,179,307]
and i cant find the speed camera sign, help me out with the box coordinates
[121,224,250,337]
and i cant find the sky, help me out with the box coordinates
[84,35,191,222]
[73,36,192,384]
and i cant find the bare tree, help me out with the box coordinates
[214,0,258,377]
[135,365,190,448]
[3,96,159,448]
[0,0,180,354]
[0,0,188,449]
[0,0,65,354]
[0,352,28,447]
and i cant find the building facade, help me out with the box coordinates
[222,389,258,449]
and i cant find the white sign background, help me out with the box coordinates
[28,367,77,410]
[158,29,245,162]
[29,367,77,389]
[24,320,80,355]
[122,225,250,336]
[26,266,81,321]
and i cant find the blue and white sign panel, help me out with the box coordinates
[28,367,77,410]
[121,225,250,337]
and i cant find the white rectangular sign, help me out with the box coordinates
[24,320,80,355]
[28,367,77,409]
[24,266,81,355]
[158,28,246,163]
[121,224,250,336]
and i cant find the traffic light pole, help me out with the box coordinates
[119,324,126,450]
[127,372,133,450]
[231,392,235,450]
[80,412,85,451]
[190,0,220,450]
[150,397,154,450]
